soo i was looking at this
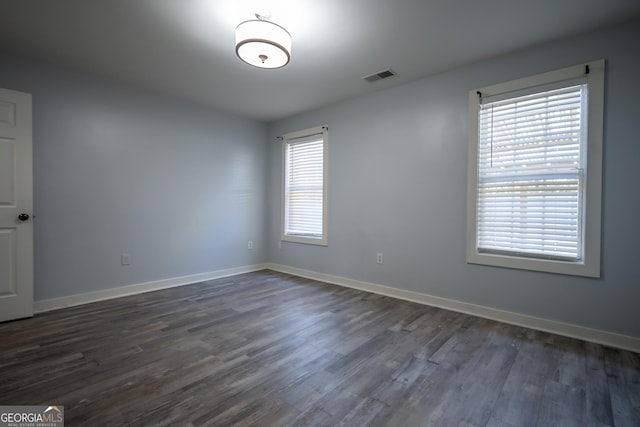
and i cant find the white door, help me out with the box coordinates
[0,88,33,322]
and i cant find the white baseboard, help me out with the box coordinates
[34,264,268,313]
[267,263,640,353]
[33,262,639,353]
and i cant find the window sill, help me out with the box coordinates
[281,234,327,246]
[466,250,599,278]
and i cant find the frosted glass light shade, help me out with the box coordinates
[235,20,292,69]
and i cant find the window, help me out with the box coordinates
[281,126,328,245]
[467,61,604,277]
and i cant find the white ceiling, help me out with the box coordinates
[2,0,640,122]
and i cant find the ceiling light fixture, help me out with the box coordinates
[235,13,292,69]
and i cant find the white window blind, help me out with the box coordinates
[284,133,324,239]
[477,84,587,261]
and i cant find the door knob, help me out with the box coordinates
[18,213,30,221]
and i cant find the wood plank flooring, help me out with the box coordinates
[1,270,638,426]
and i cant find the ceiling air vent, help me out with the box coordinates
[363,69,396,83]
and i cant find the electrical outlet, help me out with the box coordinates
[121,254,130,265]
[248,240,253,250]
[376,252,383,264]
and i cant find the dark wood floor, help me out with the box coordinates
[1,270,638,426]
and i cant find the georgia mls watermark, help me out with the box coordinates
[0,406,64,427]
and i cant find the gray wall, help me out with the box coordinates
[0,54,268,300]
[267,20,640,338]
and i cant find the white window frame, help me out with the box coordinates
[281,125,328,246]
[467,60,604,277]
